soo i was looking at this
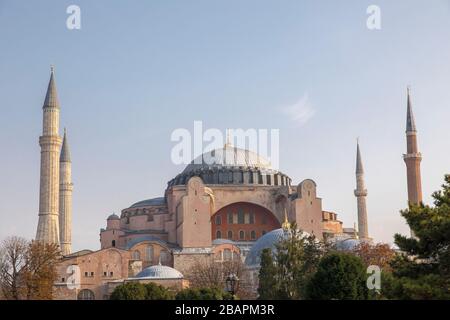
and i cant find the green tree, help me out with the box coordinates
[383,175,450,299]
[110,282,147,300]
[175,287,232,300]
[256,223,327,300]
[306,252,368,300]
[257,248,278,299]
[143,282,173,300]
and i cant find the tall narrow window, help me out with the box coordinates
[251,230,256,240]
[216,230,222,239]
[238,209,244,224]
[111,240,116,247]
[249,212,255,224]
[228,212,233,224]
[215,214,222,225]
[227,230,233,240]
[239,230,245,240]
[145,245,154,262]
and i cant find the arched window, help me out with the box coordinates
[77,289,95,300]
[215,214,222,225]
[145,245,154,262]
[239,230,245,240]
[227,230,233,240]
[250,230,256,240]
[111,240,116,247]
[132,250,140,260]
[216,230,222,239]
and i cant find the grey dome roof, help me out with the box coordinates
[335,238,366,251]
[212,238,236,245]
[245,228,310,266]
[168,145,291,187]
[183,145,272,174]
[130,197,166,208]
[134,264,183,279]
[107,213,120,220]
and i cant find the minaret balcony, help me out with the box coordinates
[403,153,422,160]
[354,189,368,197]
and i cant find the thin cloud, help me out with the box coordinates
[282,93,316,126]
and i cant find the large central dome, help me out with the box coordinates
[182,144,272,174]
[167,144,291,187]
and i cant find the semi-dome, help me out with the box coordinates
[134,264,183,279]
[129,197,166,208]
[245,228,309,267]
[168,145,292,187]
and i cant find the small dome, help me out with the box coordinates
[107,213,120,220]
[135,264,183,279]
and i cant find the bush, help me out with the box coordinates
[110,282,147,300]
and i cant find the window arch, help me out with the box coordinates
[77,289,95,300]
[250,230,256,240]
[227,230,233,240]
[216,230,222,239]
[111,240,116,247]
[239,230,245,240]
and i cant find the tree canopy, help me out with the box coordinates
[306,252,368,300]
[382,175,450,299]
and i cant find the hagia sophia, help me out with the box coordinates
[35,68,423,300]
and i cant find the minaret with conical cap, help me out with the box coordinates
[36,66,62,245]
[59,128,73,255]
[354,140,369,240]
[403,87,423,205]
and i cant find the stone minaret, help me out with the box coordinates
[59,128,73,255]
[403,87,423,205]
[354,140,369,240]
[36,67,62,245]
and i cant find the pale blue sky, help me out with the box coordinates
[0,0,449,250]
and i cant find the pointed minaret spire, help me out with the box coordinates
[60,128,71,163]
[43,65,60,109]
[406,86,417,132]
[354,140,369,240]
[356,138,364,174]
[59,128,73,255]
